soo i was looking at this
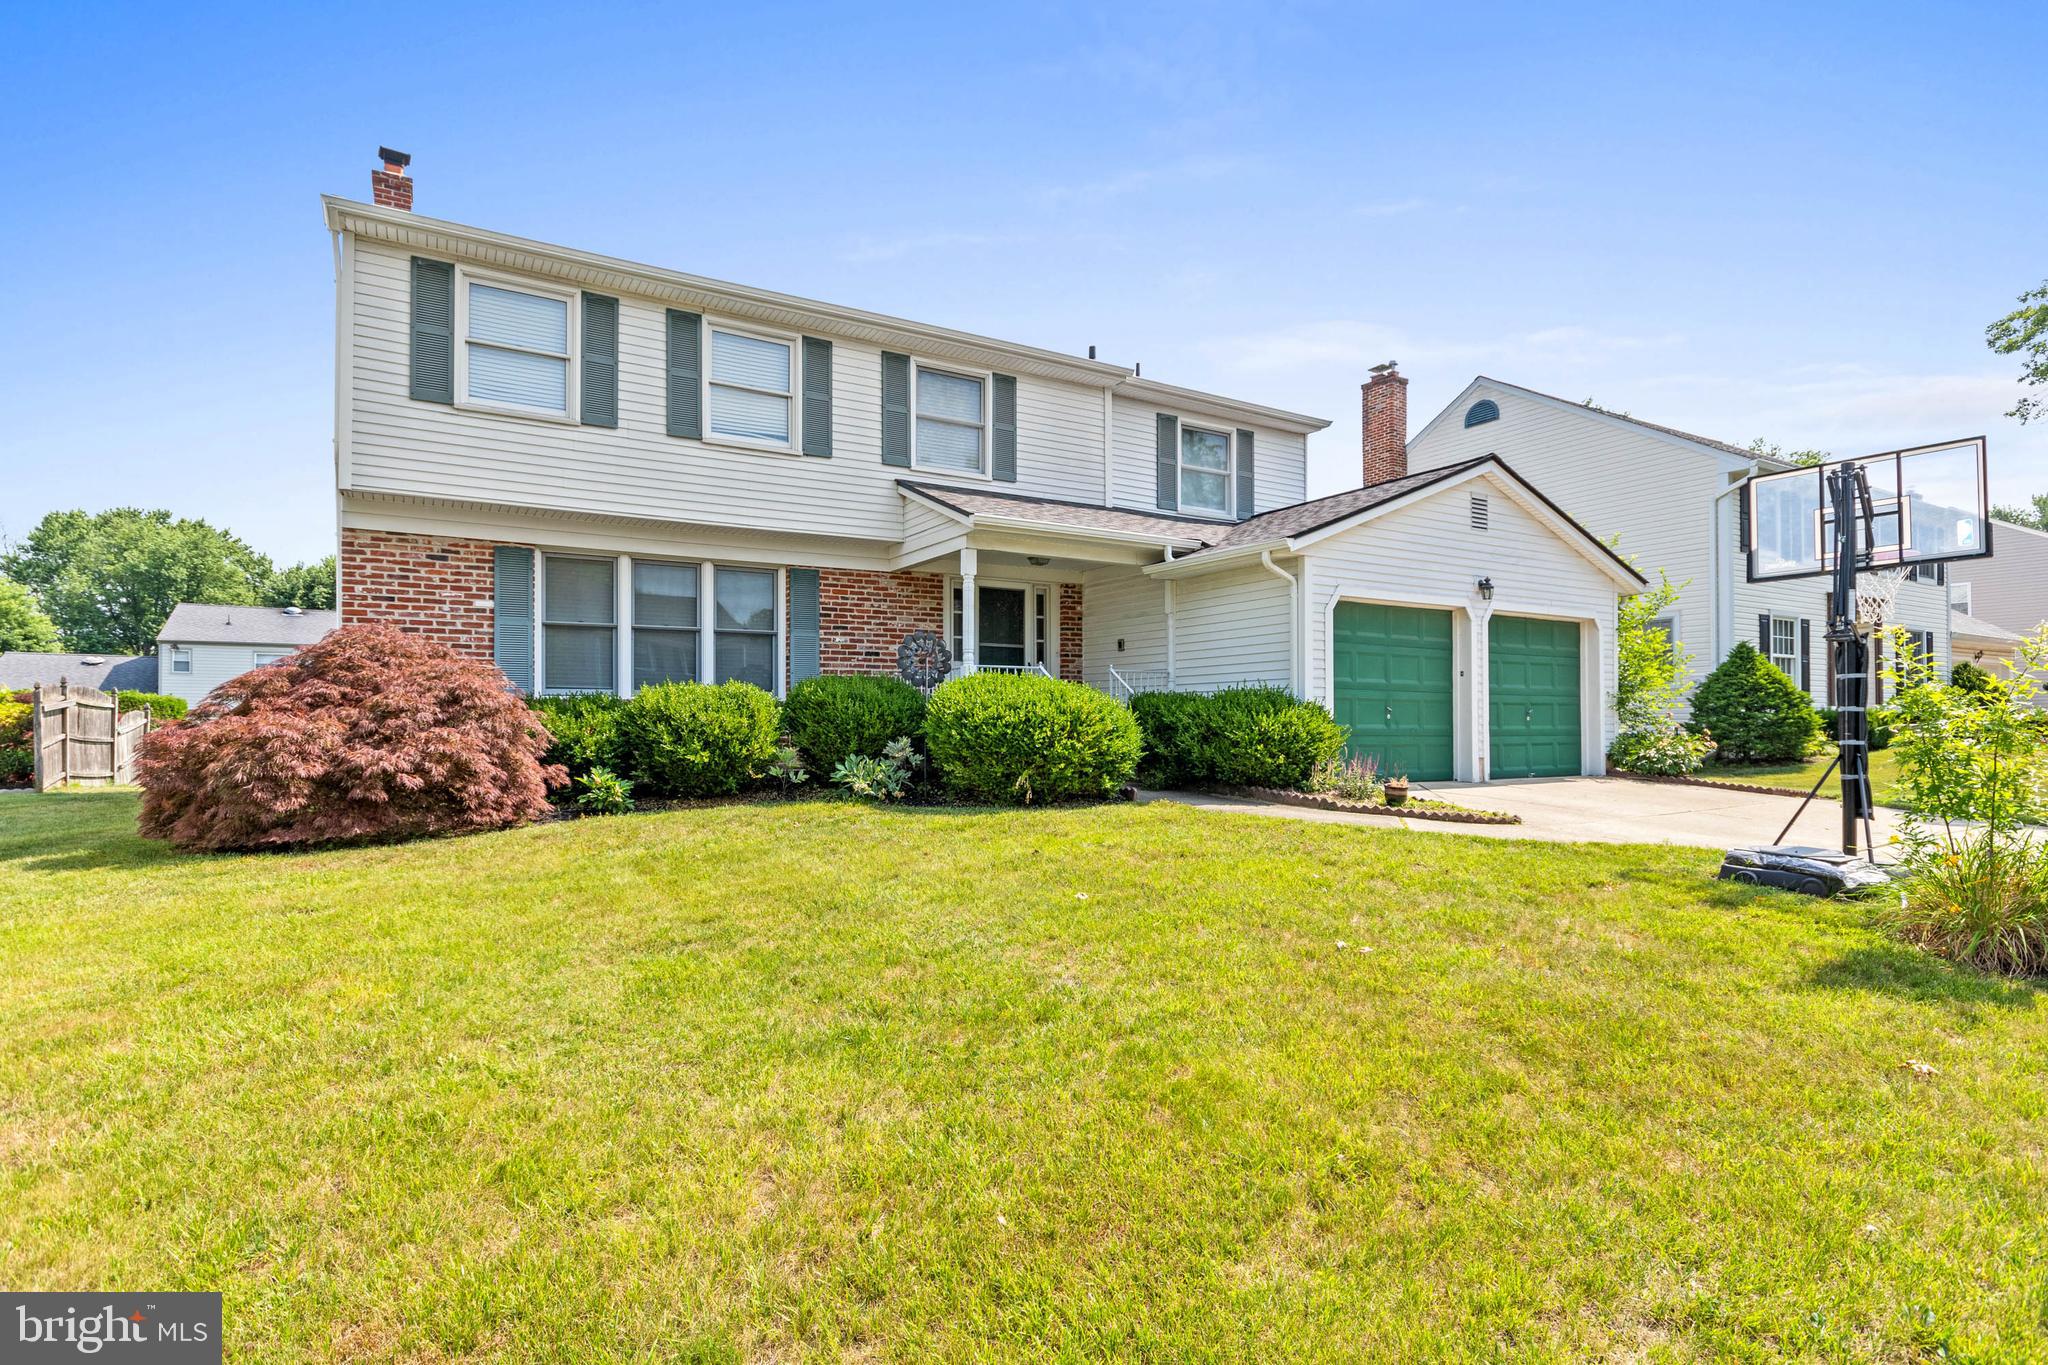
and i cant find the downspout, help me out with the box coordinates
[1162,544,1176,687]
[1258,549,1299,697]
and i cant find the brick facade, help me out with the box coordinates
[812,568,947,676]
[340,528,498,661]
[1059,583,1084,681]
[1361,367,1409,485]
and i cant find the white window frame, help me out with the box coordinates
[1177,422,1235,519]
[169,646,192,674]
[628,556,703,693]
[948,577,1054,670]
[535,551,789,699]
[252,650,289,667]
[452,267,580,423]
[538,553,618,695]
[911,360,992,479]
[1953,581,1973,615]
[702,318,801,454]
[710,563,784,692]
[1768,615,1799,678]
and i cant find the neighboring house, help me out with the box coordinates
[156,604,339,705]
[1406,376,1954,705]
[326,152,1639,782]
[1950,609,2026,674]
[1950,517,2048,639]
[0,652,158,695]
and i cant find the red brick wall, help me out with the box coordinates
[340,528,499,661]
[1059,583,1084,681]
[811,568,946,676]
[1362,368,1409,486]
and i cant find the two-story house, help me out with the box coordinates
[330,152,1641,783]
[1402,375,1954,705]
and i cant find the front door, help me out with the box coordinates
[977,587,1028,667]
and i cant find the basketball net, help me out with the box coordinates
[1852,565,1910,634]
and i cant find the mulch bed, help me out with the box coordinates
[1231,786,1523,826]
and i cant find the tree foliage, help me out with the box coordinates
[1990,492,2048,532]
[0,576,61,652]
[136,623,564,851]
[262,555,337,610]
[1688,642,1821,764]
[1986,279,2048,425]
[1607,571,1714,774]
[1747,439,1827,467]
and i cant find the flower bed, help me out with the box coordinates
[1234,785,1522,825]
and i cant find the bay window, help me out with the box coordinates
[464,279,571,415]
[914,366,986,474]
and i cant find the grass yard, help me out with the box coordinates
[1693,747,1907,808]
[3,791,2045,1360]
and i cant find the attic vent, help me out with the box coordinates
[1470,494,1490,530]
[1464,399,1500,428]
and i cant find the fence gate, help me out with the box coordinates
[31,682,151,790]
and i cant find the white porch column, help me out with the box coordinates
[614,554,634,697]
[958,546,978,673]
[698,561,717,684]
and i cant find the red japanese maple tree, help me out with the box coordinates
[137,624,565,851]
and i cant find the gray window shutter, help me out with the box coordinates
[789,567,821,683]
[409,257,454,404]
[581,293,618,428]
[1758,614,1771,653]
[992,374,1018,482]
[1799,618,1811,693]
[666,309,702,439]
[493,547,535,693]
[881,352,911,467]
[1155,413,1179,511]
[802,338,833,457]
[1235,428,1256,519]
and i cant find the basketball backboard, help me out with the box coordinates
[1744,437,1990,582]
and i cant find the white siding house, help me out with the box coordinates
[1952,517,2048,638]
[156,604,339,706]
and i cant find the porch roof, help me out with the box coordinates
[896,481,1224,550]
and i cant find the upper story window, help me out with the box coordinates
[1180,425,1232,516]
[1464,399,1500,428]
[707,327,795,447]
[463,279,572,416]
[1954,581,1973,614]
[170,647,192,674]
[914,366,987,475]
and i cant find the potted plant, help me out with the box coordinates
[1383,769,1410,806]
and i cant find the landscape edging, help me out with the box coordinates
[1612,771,1828,800]
[1232,786,1523,825]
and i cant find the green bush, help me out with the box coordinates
[1951,661,1999,696]
[1607,718,1715,776]
[782,674,927,773]
[924,672,1140,804]
[1688,642,1821,764]
[529,694,627,786]
[574,766,635,816]
[1129,686,1346,790]
[617,681,780,798]
[116,690,187,721]
[0,691,31,786]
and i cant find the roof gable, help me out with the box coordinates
[1412,375,1765,467]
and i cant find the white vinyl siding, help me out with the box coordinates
[1106,396,1306,516]
[1958,518,2048,635]
[1169,561,1292,690]
[156,642,323,706]
[1080,565,1168,689]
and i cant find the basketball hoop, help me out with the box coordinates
[1853,565,1910,634]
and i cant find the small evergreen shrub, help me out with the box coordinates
[134,624,565,851]
[115,690,187,721]
[574,766,634,816]
[1129,686,1346,790]
[1951,661,1998,696]
[782,674,927,774]
[925,672,1140,804]
[617,681,780,798]
[1689,642,1822,764]
[529,693,627,786]
[0,691,31,786]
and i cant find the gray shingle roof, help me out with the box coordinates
[156,604,339,646]
[1951,609,2026,644]
[0,653,159,693]
[898,481,1223,544]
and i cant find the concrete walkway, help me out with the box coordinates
[1141,776,1907,851]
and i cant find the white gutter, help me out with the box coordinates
[1142,540,1284,579]
[1258,550,1300,696]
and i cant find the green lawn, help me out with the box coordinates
[1693,748,1908,807]
[3,791,2045,1361]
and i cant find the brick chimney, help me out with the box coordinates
[1362,362,1408,485]
[371,147,413,211]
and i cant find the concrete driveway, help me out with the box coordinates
[1143,776,1906,851]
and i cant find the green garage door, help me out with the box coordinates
[1489,616,1582,778]
[1332,603,1455,782]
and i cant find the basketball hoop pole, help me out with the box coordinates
[1826,463,1875,857]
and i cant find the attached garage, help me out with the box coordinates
[1488,615,1582,778]
[1331,603,1456,781]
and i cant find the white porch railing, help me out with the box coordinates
[1107,667,1171,704]
[915,661,1053,695]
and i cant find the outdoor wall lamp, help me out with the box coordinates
[1477,576,1495,601]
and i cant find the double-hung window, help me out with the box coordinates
[1180,425,1231,516]
[707,328,795,447]
[543,556,617,692]
[464,279,572,416]
[252,650,288,667]
[632,561,699,690]
[914,366,986,474]
[714,566,777,690]
[170,647,192,675]
[1646,616,1677,664]
[1768,616,1799,678]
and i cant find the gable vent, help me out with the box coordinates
[1470,494,1490,530]
[1464,399,1500,428]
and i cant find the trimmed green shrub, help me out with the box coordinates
[924,672,1140,804]
[1689,642,1822,764]
[1130,685,1346,790]
[529,694,627,786]
[617,681,780,798]
[574,766,635,816]
[782,674,927,773]
[116,690,187,721]
[1951,661,1998,696]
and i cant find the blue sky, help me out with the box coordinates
[3,1,2043,565]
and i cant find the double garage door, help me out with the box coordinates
[1331,604,1581,782]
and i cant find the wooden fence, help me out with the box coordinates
[31,682,153,790]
